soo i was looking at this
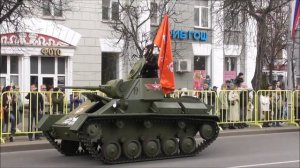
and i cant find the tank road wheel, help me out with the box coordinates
[200,123,215,140]
[61,140,80,156]
[179,137,196,154]
[143,140,160,158]
[123,140,142,159]
[162,138,179,156]
[102,142,121,161]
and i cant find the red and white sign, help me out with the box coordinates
[0,32,71,46]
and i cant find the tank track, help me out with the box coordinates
[44,131,65,155]
[78,116,219,164]
[43,131,86,155]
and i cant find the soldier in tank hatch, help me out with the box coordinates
[140,44,158,78]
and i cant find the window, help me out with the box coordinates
[194,6,210,28]
[10,56,19,74]
[224,57,237,71]
[58,58,65,74]
[194,56,206,70]
[1,56,19,86]
[30,57,66,88]
[151,2,159,25]
[224,11,241,31]
[102,53,119,84]
[41,57,55,74]
[102,0,119,21]
[0,56,7,73]
[43,0,63,17]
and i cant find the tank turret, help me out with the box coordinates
[63,79,124,98]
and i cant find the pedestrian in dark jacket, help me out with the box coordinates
[25,84,44,141]
[2,85,16,142]
[52,87,65,114]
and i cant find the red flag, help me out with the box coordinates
[154,15,175,94]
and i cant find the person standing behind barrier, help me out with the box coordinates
[260,89,271,127]
[2,86,16,142]
[12,86,23,124]
[294,84,300,124]
[238,87,248,128]
[219,84,229,129]
[271,87,283,127]
[52,87,65,114]
[70,91,83,111]
[25,84,44,141]
[40,84,50,114]
[228,85,240,129]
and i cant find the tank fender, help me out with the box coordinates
[69,114,89,132]
[38,114,65,131]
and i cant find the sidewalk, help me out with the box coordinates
[0,126,299,153]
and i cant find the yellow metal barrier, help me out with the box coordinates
[0,90,103,143]
[172,90,218,114]
[217,89,257,129]
[256,90,297,127]
[293,90,300,125]
[1,89,299,144]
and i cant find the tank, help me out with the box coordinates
[38,58,220,164]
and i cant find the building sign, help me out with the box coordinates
[171,30,208,41]
[41,48,62,56]
[224,71,237,82]
[0,32,71,47]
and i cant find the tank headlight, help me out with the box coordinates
[113,101,118,108]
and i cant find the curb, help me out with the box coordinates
[1,127,299,153]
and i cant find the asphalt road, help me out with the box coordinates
[1,132,299,168]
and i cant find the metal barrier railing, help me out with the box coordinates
[0,90,105,143]
[0,89,299,144]
[293,90,300,124]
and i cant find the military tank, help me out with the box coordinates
[38,58,220,164]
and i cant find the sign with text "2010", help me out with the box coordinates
[41,48,61,56]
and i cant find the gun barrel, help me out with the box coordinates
[62,86,102,90]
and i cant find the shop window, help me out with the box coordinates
[58,57,65,74]
[10,76,18,85]
[151,1,159,26]
[1,56,19,86]
[0,77,5,86]
[194,6,210,28]
[194,56,206,70]
[102,0,119,21]
[58,76,65,88]
[30,76,38,86]
[30,57,38,74]
[0,56,7,73]
[41,57,55,74]
[10,56,19,74]
[102,53,118,84]
[43,0,63,17]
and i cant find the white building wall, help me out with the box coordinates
[245,18,257,89]
[211,0,224,88]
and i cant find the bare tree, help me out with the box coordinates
[264,5,289,87]
[0,0,70,31]
[106,0,180,61]
[214,0,291,90]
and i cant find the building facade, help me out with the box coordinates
[1,0,297,91]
